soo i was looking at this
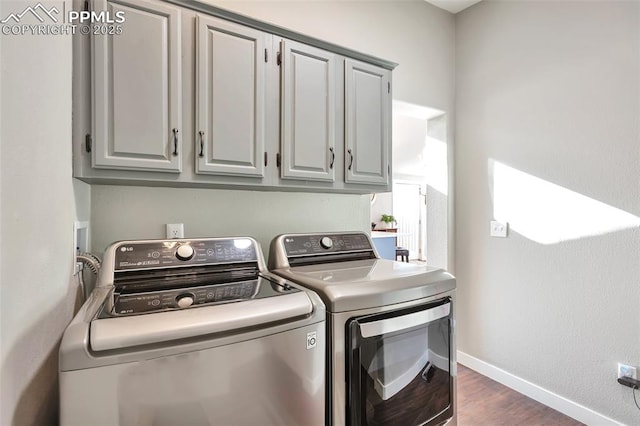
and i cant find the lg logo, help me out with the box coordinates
[306,331,317,350]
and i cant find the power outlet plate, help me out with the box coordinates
[74,221,89,252]
[166,223,184,239]
[490,220,508,238]
[74,221,90,276]
[618,363,638,380]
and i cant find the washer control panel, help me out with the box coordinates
[283,233,373,257]
[114,238,257,270]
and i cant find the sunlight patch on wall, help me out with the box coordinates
[393,100,443,121]
[391,100,448,195]
[423,136,448,195]
[491,160,640,244]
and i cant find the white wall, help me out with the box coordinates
[0,1,81,423]
[455,1,640,423]
[92,1,456,263]
[90,186,370,253]
[426,114,448,268]
[210,0,455,111]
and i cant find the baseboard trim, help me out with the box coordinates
[457,351,621,426]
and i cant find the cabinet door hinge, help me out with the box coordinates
[85,134,92,153]
[264,152,268,166]
[264,48,268,63]
[276,153,281,168]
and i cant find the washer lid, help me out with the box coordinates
[90,288,313,351]
[272,258,456,312]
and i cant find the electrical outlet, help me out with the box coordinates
[74,221,89,252]
[490,220,508,238]
[166,223,184,239]
[618,363,637,380]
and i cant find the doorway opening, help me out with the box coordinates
[375,100,448,267]
[393,181,425,260]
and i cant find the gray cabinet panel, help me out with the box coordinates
[281,40,336,182]
[92,0,181,172]
[196,15,266,177]
[76,1,395,193]
[345,59,391,185]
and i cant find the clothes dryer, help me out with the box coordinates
[269,232,456,426]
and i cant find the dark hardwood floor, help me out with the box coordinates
[457,364,584,426]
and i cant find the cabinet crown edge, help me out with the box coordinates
[164,0,398,70]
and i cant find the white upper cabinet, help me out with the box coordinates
[92,0,182,172]
[344,58,391,185]
[76,1,396,192]
[280,40,337,182]
[195,15,267,177]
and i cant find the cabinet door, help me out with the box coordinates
[281,40,336,182]
[344,59,391,185]
[196,16,267,177]
[92,0,181,172]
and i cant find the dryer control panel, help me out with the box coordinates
[283,233,373,257]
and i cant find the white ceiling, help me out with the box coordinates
[425,0,482,14]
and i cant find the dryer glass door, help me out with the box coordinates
[346,297,452,426]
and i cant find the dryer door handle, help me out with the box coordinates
[358,302,450,338]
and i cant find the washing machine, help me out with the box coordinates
[59,237,325,426]
[268,232,456,426]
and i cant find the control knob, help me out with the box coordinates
[176,293,195,308]
[175,244,194,261]
[320,236,333,249]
